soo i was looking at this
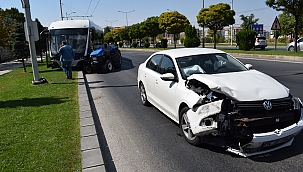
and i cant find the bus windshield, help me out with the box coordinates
[49,28,88,56]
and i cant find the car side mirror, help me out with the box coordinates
[245,64,253,70]
[160,73,177,82]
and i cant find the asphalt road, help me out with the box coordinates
[85,50,303,172]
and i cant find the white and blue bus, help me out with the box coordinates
[46,19,101,69]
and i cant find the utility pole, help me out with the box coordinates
[60,0,63,20]
[202,0,205,48]
[231,0,234,46]
[21,0,47,84]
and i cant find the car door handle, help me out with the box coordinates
[155,79,158,84]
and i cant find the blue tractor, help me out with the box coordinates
[84,44,122,73]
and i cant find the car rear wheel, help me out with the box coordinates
[139,83,150,106]
[180,106,201,146]
[288,46,295,51]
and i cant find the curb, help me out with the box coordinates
[78,71,106,172]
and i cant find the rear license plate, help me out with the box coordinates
[262,135,294,148]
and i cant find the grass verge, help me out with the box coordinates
[0,62,81,171]
[220,49,303,57]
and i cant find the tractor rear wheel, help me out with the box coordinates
[112,50,122,69]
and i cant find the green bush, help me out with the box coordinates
[132,42,138,48]
[184,25,200,47]
[161,39,168,48]
[184,37,200,47]
[144,42,150,48]
[119,42,123,48]
[236,30,257,51]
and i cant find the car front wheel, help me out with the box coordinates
[180,106,201,146]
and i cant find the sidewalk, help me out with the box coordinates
[0,59,27,75]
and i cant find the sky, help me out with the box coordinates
[1,0,282,31]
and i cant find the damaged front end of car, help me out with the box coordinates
[184,78,303,157]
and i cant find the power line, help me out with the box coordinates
[91,0,101,16]
[237,7,269,14]
[86,0,93,15]
[63,3,88,15]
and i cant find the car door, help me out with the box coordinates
[143,54,162,105]
[155,55,179,120]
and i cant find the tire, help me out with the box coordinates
[288,46,295,51]
[179,106,201,146]
[111,50,122,69]
[83,64,92,74]
[139,83,150,106]
[105,60,113,72]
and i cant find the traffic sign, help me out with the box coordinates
[271,16,281,30]
[252,24,263,34]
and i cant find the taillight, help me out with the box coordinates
[256,39,259,43]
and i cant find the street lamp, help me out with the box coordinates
[105,20,118,27]
[118,10,135,26]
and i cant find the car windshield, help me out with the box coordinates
[176,53,248,79]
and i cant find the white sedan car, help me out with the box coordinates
[137,48,303,157]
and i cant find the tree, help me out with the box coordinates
[239,14,259,30]
[158,11,190,48]
[128,23,145,44]
[184,25,200,47]
[266,0,303,52]
[104,31,114,43]
[10,22,29,72]
[236,29,257,51]
[0,7,25,49]
[278,11,303,38]
[119,27,130,46]
[111,28,122,44]
[141,16,164,47]
[103,26,111,36]
[197,3,235,49]
[0,15,13,47]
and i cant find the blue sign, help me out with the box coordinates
[252,24,263,34]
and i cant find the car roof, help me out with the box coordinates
[154,48,225,58]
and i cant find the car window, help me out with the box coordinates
[257,37,266,40]
[176,53,247,79]
[298,38,303,43]
[159,55,176,75]
[146,54,162,72]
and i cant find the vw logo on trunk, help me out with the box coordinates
[263,100,272,110]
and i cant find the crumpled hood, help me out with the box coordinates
[187,70,289,101]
